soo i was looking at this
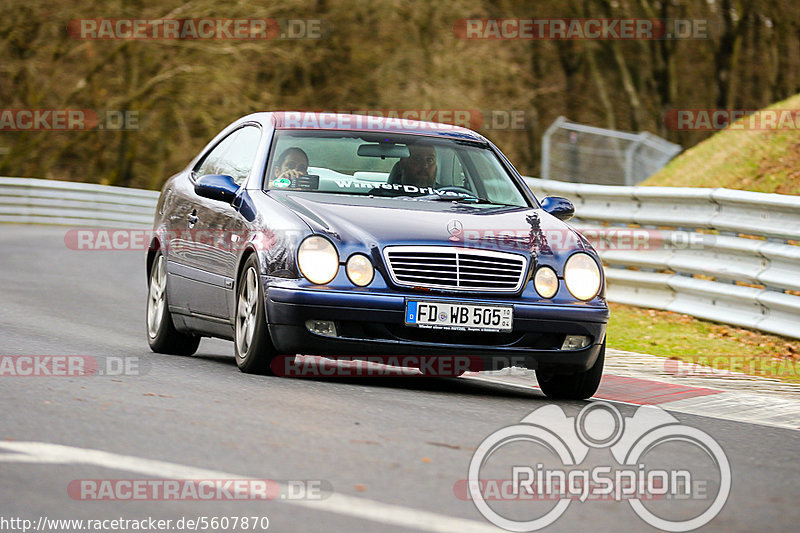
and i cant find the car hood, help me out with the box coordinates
[268,191,589,262]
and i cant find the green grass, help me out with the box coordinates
[614,95,800,383]
[644,93,800,194]
[608,303,800,384]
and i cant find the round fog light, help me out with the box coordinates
[346,254,374,287]
[534,266,558,298]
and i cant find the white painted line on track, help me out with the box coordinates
[0,441,504,533]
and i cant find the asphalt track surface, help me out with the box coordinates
[1,225,798,532]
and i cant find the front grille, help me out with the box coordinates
[383,246,527,292]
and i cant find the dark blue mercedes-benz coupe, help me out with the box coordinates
[146,112,608,399]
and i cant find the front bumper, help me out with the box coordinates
[265,285,608,373]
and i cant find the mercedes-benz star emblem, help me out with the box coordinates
[447,219,463,241]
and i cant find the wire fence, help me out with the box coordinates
[541,116,682,185]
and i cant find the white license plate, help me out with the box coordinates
[404,301,513,332]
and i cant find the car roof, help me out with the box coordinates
[238,111,488,142]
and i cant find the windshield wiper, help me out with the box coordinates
[415,193,509,206]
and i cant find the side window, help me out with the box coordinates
[194,126,261,186]
[194,131,239,179]
[223,126,262,185]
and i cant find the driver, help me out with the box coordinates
[398,145,437,187]
[273,147,309,182]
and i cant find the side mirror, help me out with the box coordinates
[194,174,239,204]
[540,196,574,221]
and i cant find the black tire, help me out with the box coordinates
[146,251,200,356]
[536,339,605,400]
[234,255,278,374]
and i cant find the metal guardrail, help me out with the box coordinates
[524,177,800,340]
[1,176,798,339]
[0,177,158,228]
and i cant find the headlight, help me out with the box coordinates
[564,253,601,301]
[346,254,374,287]
[533,266,558,298]
[297,235,339,285]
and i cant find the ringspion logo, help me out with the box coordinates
[463,402,730,531]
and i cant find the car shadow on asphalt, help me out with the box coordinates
[190,351,546,401]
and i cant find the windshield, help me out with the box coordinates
[264,130,530,207]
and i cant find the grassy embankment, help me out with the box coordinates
[607,93,800,382]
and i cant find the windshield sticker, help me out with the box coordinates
[331,180,474,197]
[272,178,291,188]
